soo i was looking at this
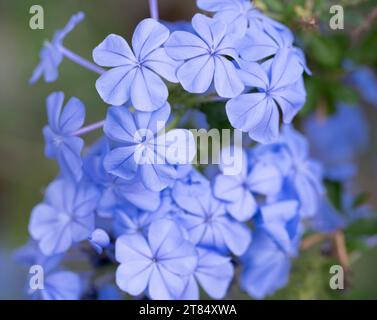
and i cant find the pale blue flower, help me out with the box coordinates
[214,149,283,221]
[180,247,234,300]
[93,19,180,110]
[226,50,305,143]
[175,191,251,256]
[30,12,85,84]
[115,219,197,299]
[165,13,244,98]
[29,178,100,256]
[43,92,85,181]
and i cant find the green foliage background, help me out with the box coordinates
[0,0,376,299]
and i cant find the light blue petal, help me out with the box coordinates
[214,56,244,98]
[93,34,136,67]
[131,67,168,111]
[165,31,208,60]
[95,66,137,106]
[177,55,215,93]
[132,19,170,61]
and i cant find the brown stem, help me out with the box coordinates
[351,6,377,42]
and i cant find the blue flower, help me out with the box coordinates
[172,165,211,204]
[197,0,263,37]
[240,230,292,299]
[29,12,85,84]
[255,200,301,255]
[347,66,377,106]
[180,247,234,300]
[236,19,311,74]
[277,125,324,218]
[113,202,168,237]
[84,139,161,215]
[213,149,283,221]
[93,19,180,111]
[31,271,81,300]
[174,191,251,256]
[88,229,110,254]
[165,13,244,98]
[29,178,100,256]
[103,104,196,192]
[226,50,305,143]
[43,92,85,181]
[309,197,346,234]
[303,103,369,182]
[115,219,197,299]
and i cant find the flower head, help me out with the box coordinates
[226,50,305,143]
[214,148,283,221]
[175,191,251,256]
[93,19,180,111]
[29,12,85,84]
[115,219,197,299]
[241,230,292,299]
[180,247,234,300]
[165,13,244,98]
[43,92,85,181]
[29,178,100,255]
[197,0,262,37]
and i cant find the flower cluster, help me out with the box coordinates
[19,0,370,300]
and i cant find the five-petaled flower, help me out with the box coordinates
[165,13,244,98]
[93,19,180,111]
[226,49,305,144]
[115,219,198,300]
[43,91,86,181]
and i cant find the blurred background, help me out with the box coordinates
[0,0,376,299]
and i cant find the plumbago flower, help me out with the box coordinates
[93,19,180,111]
[180,247,234,300]
[303,103,369,182]
[103,103,196,192]
[213,148,283,221]
[30,12,85,84]
[165,13,244,98]
[29,178,100,256]
[240,229,294,299]
[236,15,311,74]
[197,0,264,37]
[43,92,86,181]
[226,50,305,143]
[115,219,197,299]
[252,125,324,218]
[174,190,251,256]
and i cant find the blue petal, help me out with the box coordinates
[104,146,138,180]
[130,67,168,111]
[59,97,85,134]
[93,34,136,67]
[214,56,244,98]
[177,55,215,93]
[241,230,291,299]
[95,65,137,106]
[104,106,138,144]
[165,31,208,60]
[41,271,81,300]
[132,19,170,61]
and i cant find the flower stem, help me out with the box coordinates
[72,120,105,136]
[58,46,105,75]
[148,0,159,20]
